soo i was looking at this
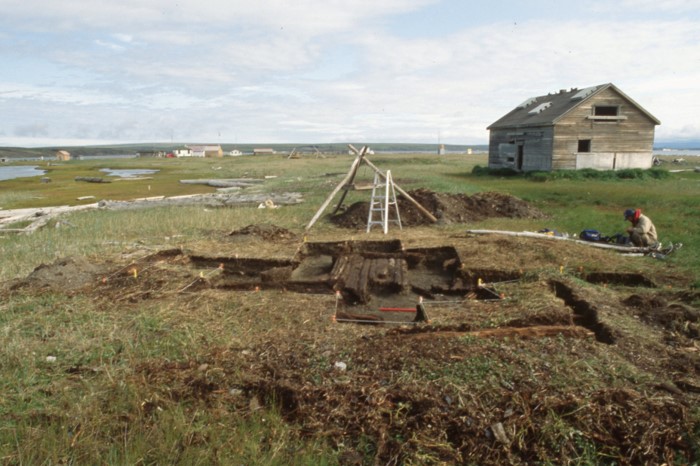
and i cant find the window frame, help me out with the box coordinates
[577,139,592,153]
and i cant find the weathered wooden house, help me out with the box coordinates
[56,150,71,161]
[487,83,660,171]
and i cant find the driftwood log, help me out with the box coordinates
[465,229,654,253]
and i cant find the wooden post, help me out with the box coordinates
[331,145,368,215]
[305,147,368,231]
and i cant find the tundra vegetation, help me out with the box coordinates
[0,152,699,464]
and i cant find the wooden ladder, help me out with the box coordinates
[367,170,402,234]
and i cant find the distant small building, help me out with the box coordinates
[487,83,660,171]
[253,148,275,156]
[438,144,445,155]
[56,150,71,161]
[173,147,193,157]
[189,145,223,158]
[229,149,243,156]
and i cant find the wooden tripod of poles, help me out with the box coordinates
[305,145,437,231]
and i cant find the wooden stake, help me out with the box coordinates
[305,146,367,231]
[332,145,368,214]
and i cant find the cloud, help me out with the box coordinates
[113,33,134,43]
[0,1,698,145]
[14,122,49,137]
[94,40,126,52]
[602,0,700,13]
[1,0,438,34]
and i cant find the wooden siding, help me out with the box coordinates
[488,127,554,171]
[488,86,657,171]
[552,87,656,170]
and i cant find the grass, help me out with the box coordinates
[0,286,337,464]
[2,153,698,280]
[1,152,699,463]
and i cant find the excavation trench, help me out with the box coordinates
[550,280,616,344]
[189,241,522,312]
[584,272,657,288]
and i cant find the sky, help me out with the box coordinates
[0,0,698,148]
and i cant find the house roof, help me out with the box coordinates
[487,83,661,130]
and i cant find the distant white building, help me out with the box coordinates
[173,148,194,157]
[229,149,243,156]
[175,145,223,158]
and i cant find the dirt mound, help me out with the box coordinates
[625,294,700,338]
[331,189,546,228]
[229,223,297,241]
[10,257,107,291]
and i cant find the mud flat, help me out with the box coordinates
[0,191,302,234]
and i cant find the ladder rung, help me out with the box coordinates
[366,170,402,234]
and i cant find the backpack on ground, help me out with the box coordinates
[579,229,604,242]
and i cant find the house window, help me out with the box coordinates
[594,106,618,116]
[587,105,626,121]
[578,139,591,153]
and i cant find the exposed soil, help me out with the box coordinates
[4,199,700,464]
[8,256,110,291]
[331,189,547,228]
[229,223,297,241]
[624,293,700,339]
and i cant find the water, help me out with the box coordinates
[78,154,139,160]
[99,168,159,178]
[654,149,700,157]
[0,165,47,181]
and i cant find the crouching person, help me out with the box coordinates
[624,208,658,248]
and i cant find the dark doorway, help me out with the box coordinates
[516,145,524,170]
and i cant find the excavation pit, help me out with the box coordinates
[585,272,657,288]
